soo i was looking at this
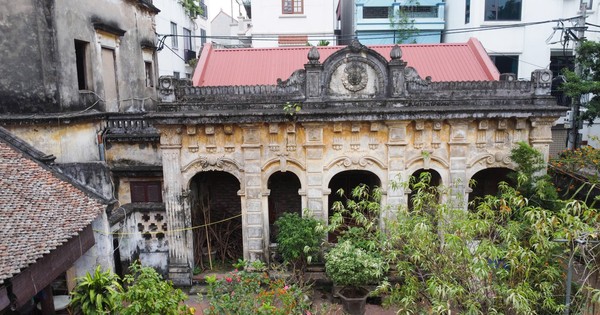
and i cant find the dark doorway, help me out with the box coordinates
[328,170,380,242]
[408,169,442,211]
[268,171,302,243]
[469,167,515,205]
[190,171,242,270]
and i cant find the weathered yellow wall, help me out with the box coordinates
[5,121,102,163]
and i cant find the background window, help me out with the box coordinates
[485,0,521,21]
[145,61,153,87]
[170,22,178,48]
[282,0,303,14]
[363,7,389,19]
[465,0,470,23]
[75,40,90,90]
[491,55,519,75]
[173,71,180,79]
[130,181,162,203]
[200,28,206,46]
[183,28,192,51]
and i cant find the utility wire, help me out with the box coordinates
[156,16,583,42]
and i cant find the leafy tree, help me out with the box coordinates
[389,0,420,44]
[375,143,600,314]
[510,141,559,210]
[562,40,600,124]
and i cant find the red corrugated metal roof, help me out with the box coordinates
[192,38,499,86]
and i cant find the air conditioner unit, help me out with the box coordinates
[184,49,197,63]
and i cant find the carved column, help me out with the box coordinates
[303,123,326,221]
[385,121,409,217]
[530,117,555,167]
[160,127,191,285]
[448,119,470,211]
[241,124,264,262]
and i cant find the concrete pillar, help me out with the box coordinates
[303,123,326,221]
[241,124,264,262]
[160,127,191,285]
[385,121,410,217]
[448,119,470,211]
[529,117,555,166]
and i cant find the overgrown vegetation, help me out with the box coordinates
[69,262,190,315]
[203,260,312,315]
[179,0,204,19]
[373,143,600,314]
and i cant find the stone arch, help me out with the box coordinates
[326,170,382,242]
[182,156,245,191]
[406,154,450,171]
[189,171,243,269]
[406,168,443,211]
[466,152,515,176]
[324,155,387,174]
[321,41,389,98]
[265,171,302,244]
[468,167,516,205]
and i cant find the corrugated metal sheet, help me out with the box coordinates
[193,38,500,86]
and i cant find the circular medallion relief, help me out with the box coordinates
[342,62,368,92]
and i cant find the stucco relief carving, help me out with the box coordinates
[182,156,244,174]
[324,155,387,170]
[325,56,386,97]
[468,152,512,169]
[276,69,306,88]
[159,127,182,147]
[342,62,368,92]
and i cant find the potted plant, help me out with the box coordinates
[325,240,385,315]
[325,184,388,314]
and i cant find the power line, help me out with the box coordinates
[156,16,583,43]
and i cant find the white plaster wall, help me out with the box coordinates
[250,0,337,47]
[211,11,239,46]
[444,0,600,80]
[71,213,115,278]
[155,0,211,77]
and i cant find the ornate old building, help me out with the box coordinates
[146,40,564,284]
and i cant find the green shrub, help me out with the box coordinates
[119,262,189,315]
[274,212,325,270]
[325,240,386,288]
[69,266,122,315]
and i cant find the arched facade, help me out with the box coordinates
[153,41,563,284]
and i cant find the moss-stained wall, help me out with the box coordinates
[4,121,103,163]
[0,0,158,113]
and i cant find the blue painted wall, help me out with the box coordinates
[354,0,445,44]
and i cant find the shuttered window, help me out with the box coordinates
[130,181,162,202]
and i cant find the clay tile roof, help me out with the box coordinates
[192,38,499,86]
[0,128,106,284]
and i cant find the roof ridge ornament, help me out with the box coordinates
[390,45,402,60]
[349,39,363,53]
[307,46,320,64]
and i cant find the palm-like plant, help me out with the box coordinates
[69,266,122,315]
